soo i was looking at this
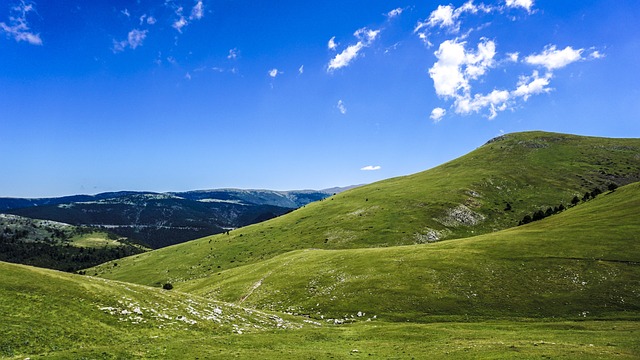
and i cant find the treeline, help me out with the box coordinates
[0,240,145,273]
[517,183,618,226]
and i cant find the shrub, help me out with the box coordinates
[163,283,173,290]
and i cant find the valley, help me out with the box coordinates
[1,131,639,359]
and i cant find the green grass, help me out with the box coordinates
[1,260,638,359]
[69,232,136,249]
[173,182,640,322]
[88,131,640,288]
[0,261,307,359]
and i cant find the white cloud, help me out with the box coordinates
[337,100,347,114]
[387,8,403,18]
[173,15,188,32]
[361,165,381,171]
[190,0,204,20]
[505,0,534,13]
[512,70,552,100]
[327,26,381,72]
[589,50,605,59]
[127,29,147,49]
[525,45,583,70]
[454,89,510,119]
[121,9,130,17]
[354,27,380,43]
[429,38,496,98]
[227,48,238,59]
[268,68,280,78]
[415,1,493,35]
[298,65,304,74]
[0,0,42,45]
[113,29,148,52]
[328,36,337,50]
[328,41,365,72]
[430,107,446,122]
[507,52,519,62]
[426,4,456,30]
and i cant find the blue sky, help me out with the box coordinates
[1,0,639,197]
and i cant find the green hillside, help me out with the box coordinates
[2,261,639,359]
[89,131,640,287]
[180,181,640,322]
[0,261,307,359]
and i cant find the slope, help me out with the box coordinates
[182,181,640,322]
[90,131,640,287]
[0,261,305,359]
[3,261,639,359]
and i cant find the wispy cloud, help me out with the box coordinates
[387,8,403,18]
[268,68,281,78]
[327,27,380,72]
[113,29,148,53]
[171,1,205,33]
[337,100,347,114]
[361,165,381,171]
[0,0,42,45]
[227,48,238,60]
[298,65,304,74]
[190,0,204,20]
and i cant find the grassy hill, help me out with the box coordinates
[0,261,307,359]
[179,181,640,322]
[2,261,639,359]
[89,131,640,287]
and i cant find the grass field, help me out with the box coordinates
[2,131,639,359]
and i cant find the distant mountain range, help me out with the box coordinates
[0,187,357,248]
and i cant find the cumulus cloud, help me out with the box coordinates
[0,0,42,45]
[227,48,238,59]
[525,45,584,70]
[113,29,148,52]
[327,27,381,72]
[512,70,552,100]
[430,107,446,122]
[505,0,534,13]
[337,100,347,114]
[420,1,601,121]
[414,1,494,36]
[361,165,381,171]
[328,36,337,50]
[454,89,510,119]
[429,38,496,98]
